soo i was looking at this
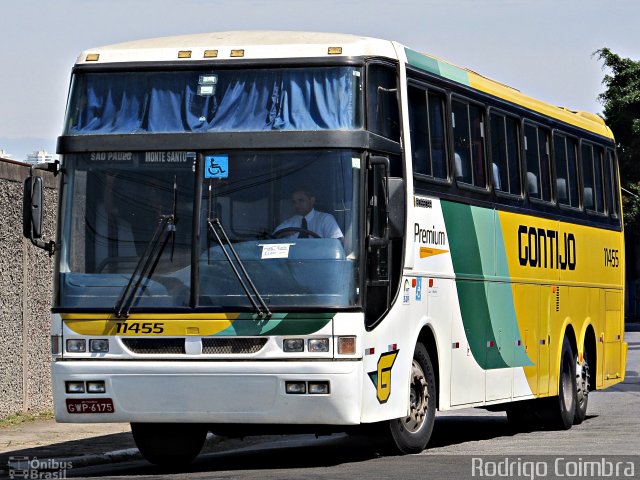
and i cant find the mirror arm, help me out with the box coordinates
[31,160,60,176]
[30,238,56,257]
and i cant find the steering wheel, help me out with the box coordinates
[271,227,321,239]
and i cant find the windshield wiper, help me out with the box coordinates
[114,215,175,318]
[207,218,272,319]
[115,177,179,318]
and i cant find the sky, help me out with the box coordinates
[0,0,638,161]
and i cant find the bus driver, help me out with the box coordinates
[274,187,343,241]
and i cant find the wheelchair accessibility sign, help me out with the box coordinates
[205,155,229,178]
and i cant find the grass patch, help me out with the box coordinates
[0,411,54,428]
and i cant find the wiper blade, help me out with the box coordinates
[207,218,272,319]
[114,215,175,318]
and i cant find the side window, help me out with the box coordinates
[553,134,579,208]
[452,99,486,188]
[367,64,400,141]
[524,123,552,202]
[407,83,448,180]
[581,143,605,214]
[490,112,521,195]
[408,85,430,175]
[606,149,620,218]
[428,92,448,179]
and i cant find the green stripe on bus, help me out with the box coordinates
[405,48,470,86]
[405,48,440,76]
[211,313,333,336]
[442,201,532,369]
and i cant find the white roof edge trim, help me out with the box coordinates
[76,31,400,65]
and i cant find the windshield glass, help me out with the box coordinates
[58,152,195,309]
[199,150,360,309]
[57,150,361,310]
[64,67,363,135]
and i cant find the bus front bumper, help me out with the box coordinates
[52,360,363,425]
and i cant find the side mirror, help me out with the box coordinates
[23,174,55,256]
[367,156,390,247]
[387,177,405,239]
[23,176,44,240]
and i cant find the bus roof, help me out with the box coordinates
[76,31,612,139]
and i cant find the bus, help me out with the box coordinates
[23,31,627,465]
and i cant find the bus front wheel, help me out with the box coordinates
[131,423,207,467]
[387,343,436,454]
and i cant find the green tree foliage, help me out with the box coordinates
[595,48,640,229]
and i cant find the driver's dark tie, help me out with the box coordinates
[299,217,309,238]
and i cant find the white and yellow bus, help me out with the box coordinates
[24,31,627,465]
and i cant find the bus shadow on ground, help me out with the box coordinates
[34,413,604,477]
[67,416,536,477]
[0,432,136,466]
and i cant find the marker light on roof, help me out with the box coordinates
[230,49,245,57]
[178,50,192,59]
[328,47,342,55]
[85,53,100,62]
[204,50,218,58]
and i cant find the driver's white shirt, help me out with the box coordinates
[274,208,343,239]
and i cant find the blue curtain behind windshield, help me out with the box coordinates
[66,68,359,134]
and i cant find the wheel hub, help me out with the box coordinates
[402,360,429,433]
[576,357,590,405]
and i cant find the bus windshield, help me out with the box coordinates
[64,67,363,135]
[57,150,361,311]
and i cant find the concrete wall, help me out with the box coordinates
[0,158,57,417]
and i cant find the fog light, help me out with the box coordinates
[338,336,356,355]
[66,339,86,353]
[89,339,109,353]
[86,381,106,394]
[308,338,329,353]
[285,381,306,394]
[308,382,330,394]
[283,339,304,352]
[66,381,85,394]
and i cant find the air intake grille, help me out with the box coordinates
[202,337,267,354]
[122,338,185,354]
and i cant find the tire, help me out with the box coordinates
[131,423,207,467]
[544,336,577,430]
[387,343,437,454]
[574,346,590,425]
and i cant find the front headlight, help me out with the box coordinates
[66,339,86,353]
[89,339,109,353]
[283,338,304,352]
[308,338,330,353]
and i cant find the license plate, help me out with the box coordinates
[66,398,115,414]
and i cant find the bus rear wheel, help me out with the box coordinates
[544,336,577,430]
[387,343,436,454]
[574,347,590,425]
[131,423,207,467]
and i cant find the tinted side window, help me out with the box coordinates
[582,143,605,214]
[367,64,399,141]
[453,99,486,188]
[408,85,430,175]
[408,85,448,180]
[606,149,620,218]
[553,134,579,208]
[428,92,448,179]
[524,123,551,202]
[490,112,521,195]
